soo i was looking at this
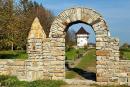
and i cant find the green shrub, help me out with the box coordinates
[119,48,130,60]
[28,80,65,87]
[0,50,27,59]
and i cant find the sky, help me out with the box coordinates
[31,0,130,44]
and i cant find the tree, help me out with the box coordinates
[0,0,54,50]
[121,43,129,49]
[0,0,15,50]
[65,28,76,49]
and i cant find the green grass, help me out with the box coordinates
[78,48,86,53]
[0,75,66,87]
[0,50,27,59]
[65,48,86,60]
[65,48,77,60]
[120,48,130,60]
[76,49,96,69]
[65,71,77,79]
[123,51,130,59]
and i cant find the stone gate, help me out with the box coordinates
[0,7,130,85]
[48,7,120,82]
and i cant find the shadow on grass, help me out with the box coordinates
[66,63,96,81]
[0,51,27,59]
[71,68,96,81]
[0,54,19,59]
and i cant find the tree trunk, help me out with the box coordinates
[11,42,13,51]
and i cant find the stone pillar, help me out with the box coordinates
[49,38,65,80]
[26,17,46,81]
[96,37,120,83]
[42,38,52,79]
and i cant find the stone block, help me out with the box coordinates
[128,77,130,82]
[50,70,64,73]
[109,77,118,82]
[97,56,102,61]
[96,42,106,47]
[14,61,25,66]
[119,77,127,83]
[127,67,130,72]
[96,61,107,65]
[96,50,109,56]
[76,8,81,20]
[52,50,65,56]
[52,75,64,80]
[81,14,90,23]
[118,73,127,77]
[56,56,65,60]
[97,77,108,82]
[96,46,102,50]
[55,73,64,77]
[87,18,93,24]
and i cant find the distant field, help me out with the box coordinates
[0,50,27,59]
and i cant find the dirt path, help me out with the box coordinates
[71,50,89,67]
[67,49,96,80]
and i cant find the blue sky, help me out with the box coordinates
[31,0,130,44]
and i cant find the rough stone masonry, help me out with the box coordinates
[0,7,130,85]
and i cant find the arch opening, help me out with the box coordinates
[65,22,96,81]
[64,20,93,32]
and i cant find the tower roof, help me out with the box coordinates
[76,27,90,35]
[28,17,46,39]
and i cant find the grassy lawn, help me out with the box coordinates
[123,51,130,59]
[76,48,96,69]
[65,71,77,79]
[0,75,65,87]
[0,50,27,59]
[65,48,86,60]
[65,48,77,60]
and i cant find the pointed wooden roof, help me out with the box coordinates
[28,17,46,39]
[76,27,90,35]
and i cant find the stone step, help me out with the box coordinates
[63,79,96,85]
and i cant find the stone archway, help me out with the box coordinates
[49,7,120,82]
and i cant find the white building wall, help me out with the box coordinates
[77,34,88,47]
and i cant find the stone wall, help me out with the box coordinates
[108,60,130,85]
[0,59,26,80]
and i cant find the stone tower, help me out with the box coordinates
[76,27,90,48]
[27,17,46,81]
